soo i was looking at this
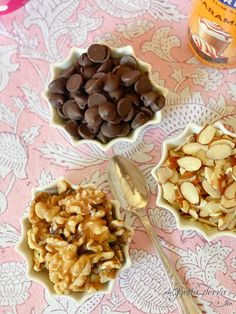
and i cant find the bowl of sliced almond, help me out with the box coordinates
[152,122,236,240]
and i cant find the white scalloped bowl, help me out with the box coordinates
[42,45,169,150]
[16,177,133,304]
[151,122,236,241]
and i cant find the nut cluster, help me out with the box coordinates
[156,125,236,231]
[47,44,165,143]
[27,179,131,294]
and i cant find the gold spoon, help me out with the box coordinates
[108,155,201,314]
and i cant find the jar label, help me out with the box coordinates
[188,0,236,67]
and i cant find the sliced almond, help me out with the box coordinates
[199,208,210,217]
[197,125,216,145]
[202,179,220,199]
[189,209,198,219]
[169,170,179,184]
[205,201,221,213]
[180,182,200,204]
[174,134,195,152]
[182,142,208,155]
[233,165,236,180]
[210,138,235,149]
[162,182,176,203]
[166,156,179,169]
[206,144,232,160]
[177,156,202,171]
[179,167,186,176]
[205,167,213,184]
[195,150,214,167]
[224,181,236,200]
[229,156,236,166]
[221,196,236,208]
[211,160,226,190]
[156,167,173,184]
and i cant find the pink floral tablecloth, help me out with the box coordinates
[1,1,236,313]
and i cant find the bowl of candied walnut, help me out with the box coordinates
[16,178,133,303]
[43,44,168,150]
[152,122,236,240]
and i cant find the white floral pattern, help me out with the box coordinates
[191,68,224,91]
[0,262,31,306]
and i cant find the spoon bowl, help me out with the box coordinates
[108,155,149,211]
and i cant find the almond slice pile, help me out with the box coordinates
[156,125,236,231]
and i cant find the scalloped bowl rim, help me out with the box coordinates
[42,45,169,151]
[151,122,236,241]
[15,177,133,304]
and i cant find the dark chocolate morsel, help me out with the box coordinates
[63,100,83,120]
[118,122,131,137]
[65,120,80,138]
[123,105,136,122]
[88,93,107,107]
[98,102,117,121]
[57,107,68,120]
[117,97,132,117]
[48,78,67,94]
[92,72,106,79]
[112,65,131,78]
[150,95,165,112]
[84,106,103,128]
[72,94,88,109]
[78,124,96,139]
[48,93,65,108]
[103,73,120,92]
[131,112,149,129]
[134,76,152,95]
[66,74,83,93]
[97,59,112,72]
[80,66,97,79]
[78,53,94,67]
[121,70,141,86]
[87,44,107,63]
[108,87,125,102]
[140,106,153,118]
[84,78,104,94]
[96,131,109,144]
[101,122,122,138]
[120,55,137,69]
[141,90,160,107]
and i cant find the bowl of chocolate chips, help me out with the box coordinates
[44,44,168,149]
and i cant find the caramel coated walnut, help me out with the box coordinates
[27,179,132,295]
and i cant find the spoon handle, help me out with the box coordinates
[136,208,202,314]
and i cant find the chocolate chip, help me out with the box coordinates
[80,66,97,79]
[140,106,153,118]
[121,70,141,86]
[84,106,103,129]
[118,122,131,137]
[131,112,149,129]
[66,74,83,93]
[92,72,106,79]
[123,105,136,122]
[58,64,76,78]
[65,120,80,138]
[48,93,65,108]
[134,76,152,95]
[63,100,83,120]
[88,93,107,107]
[108,87,125,102]
[117,97,132,117]
[120,55,137,69]
[111,57,120,66]
[101,122,122,138]
[141,90,160,107]
[84,78,104,94]
[57,107,68,119]
[96,131,109,144]
[98,102,117,121]
[78,124,96,139]
[113,65,131,78]
[78,53,93,67]
[103,73,120,92]
[127,94,140,107]
[72,94,88,109]
[87,44,107,63]
[97,59,112,72]
[49,78,67,94]
[150,95,165,112]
